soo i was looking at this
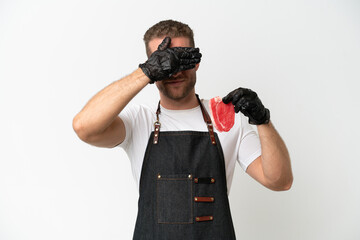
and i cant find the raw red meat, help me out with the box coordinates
[209,96,235,132]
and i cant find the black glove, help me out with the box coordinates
[139,37,202,83]
[222,87,270,125]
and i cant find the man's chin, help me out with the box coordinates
[163,91,187,100]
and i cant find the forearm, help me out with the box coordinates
[73,68,149,139]
[257,121,293,190]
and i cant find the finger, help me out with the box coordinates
[235,99,249,113]
[180,58,201,65]
[189,47,200,52]
[173,47,201,58]
[177,51,192,58]
[179,59,191,65]
[180,52,202,59]
[173,47,199,52]
[182,47,200,53]
[235,100,257,113]
[191,52,202,59]
[175,50,202,59]
[240,107,251,117]
[231,89,245,105]
[241,88,257,99]
[222,91,235,104]
[158,37,171,50]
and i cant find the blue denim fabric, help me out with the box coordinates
[133,131,236,240]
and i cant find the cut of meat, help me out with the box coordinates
[209,96,235,132]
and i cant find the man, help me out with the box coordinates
[73,20,293,240]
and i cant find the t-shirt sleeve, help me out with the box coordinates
[237,114,262,171]
[117,105,140,150]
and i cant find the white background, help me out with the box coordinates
[1,0,360,239]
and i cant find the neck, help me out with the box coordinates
[159,91,199,110]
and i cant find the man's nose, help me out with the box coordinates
[172,71,182,78]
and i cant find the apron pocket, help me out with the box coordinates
[156,173,193,224]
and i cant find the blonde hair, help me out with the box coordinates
[143,19,195,57]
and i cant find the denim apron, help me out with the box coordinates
[133,95,236,240]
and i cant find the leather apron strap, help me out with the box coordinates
[153,94,216,145]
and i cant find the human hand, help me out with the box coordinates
[222,87,270,125]
[139,37,202,83]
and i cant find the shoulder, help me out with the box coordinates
[118,103,156,149]
[121,103,157,119]
[119,102,157,135]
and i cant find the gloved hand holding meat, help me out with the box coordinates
[139,36,202,83]
[222,87,270,125]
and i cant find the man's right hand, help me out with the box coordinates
[139,37,202,84]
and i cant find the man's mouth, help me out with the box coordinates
[164,79,185,84]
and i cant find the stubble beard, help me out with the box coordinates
[157,77,196,101]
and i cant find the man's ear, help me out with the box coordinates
[195,63,200,71]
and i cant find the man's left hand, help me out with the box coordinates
[222,87,270,125]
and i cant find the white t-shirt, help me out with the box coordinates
[118,99,261,194]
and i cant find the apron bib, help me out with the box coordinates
[133,95,236,240]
